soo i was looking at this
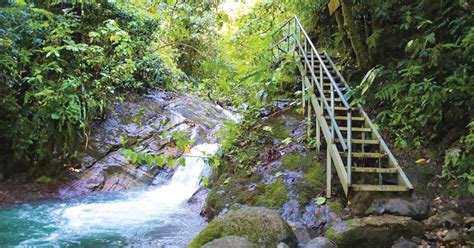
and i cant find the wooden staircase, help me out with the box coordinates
[271,16,413,197]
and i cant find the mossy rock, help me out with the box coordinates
[325,215,424,248]
[189,207,298,248]
[266,111,300,140]
[282,151,317,171]
[256,179,288,209]
[205,174,263,218]
[202,236,257,248]
[295,164,325,205]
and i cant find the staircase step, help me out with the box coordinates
[334,106,359,111]
[339,127,372,132]
[352,167,398,173]
[340,152,387,158]
[325,116,364,121]
[351,184,410,192]
[336,138,379,144]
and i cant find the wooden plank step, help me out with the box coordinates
[340,152,387,158]
[352,167,398,173]
[325,116,365,121]
[318,97,343,102]
[351,184,410,192]
[335,106,359,111]
[339,127,372,132]
[336,138,379,144]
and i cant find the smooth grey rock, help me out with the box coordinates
[392,238,417,248]
[277,242,290,248]
[422,210,463,230]
[325,215,424,248]
[365,198,429,220]
[305,237,337,248]
[443,230,463,243]
[202,236,257,248]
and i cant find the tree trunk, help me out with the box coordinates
[334,9,351,51]
[340,0,370,70]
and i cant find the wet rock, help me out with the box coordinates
[189,207,298,248]
[202,236,257,248]
[350,192,374,216]
[422,210,463,230]
[293,225,313,246]
[281,200,300,224]
[365,198,429,220]
[324,215,424,248]
[305,237,337,248]
[188,187,210,212]
[391,238,417,248]
[301,203,341,231]
[60,90,236,197]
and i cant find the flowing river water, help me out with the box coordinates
[0,144,219,247]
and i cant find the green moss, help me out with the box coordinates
[281,151,317,171]
[268,118,293,140]
[189,207,297,248]
[188,220,223,248]
[205,174,263,217]
[35,176,55,184]
[256,179,288,209]
[327,200,344,216]
[325,226,344,244]
[295,164,325,205]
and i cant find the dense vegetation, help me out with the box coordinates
[0,0,472,195]
[0,0,219,177]
[209,0,474,195]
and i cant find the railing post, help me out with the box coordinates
[347,111,352,185]
[326,148,332,198]
[287,21,290,53]
[330,83,335,144]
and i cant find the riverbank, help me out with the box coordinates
[0,173,73,207]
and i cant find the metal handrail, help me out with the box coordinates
[271,15,353,183]
[324,51,351,90]
[296,37,348,151]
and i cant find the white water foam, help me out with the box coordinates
[59,143,220,230]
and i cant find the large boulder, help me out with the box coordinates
[202,236,257,248]
[365,198,429,220]
[189,207,298,248]
[324,215,424,248]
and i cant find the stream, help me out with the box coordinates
[0,90,238,247]
[0,144,218,247]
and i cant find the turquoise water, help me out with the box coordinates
[0,144,218,247]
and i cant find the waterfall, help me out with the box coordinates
[61,143,219,229]
[2,143,220,246]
